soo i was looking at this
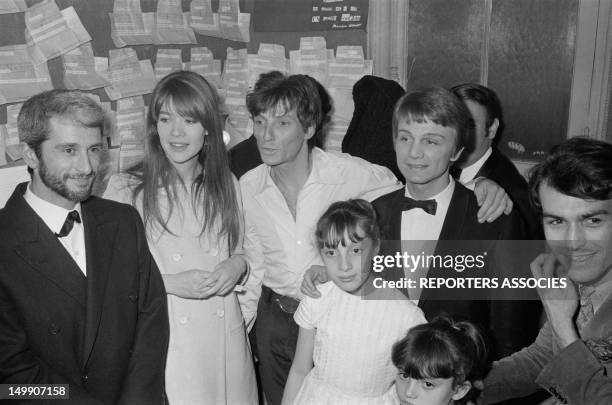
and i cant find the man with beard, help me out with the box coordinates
[0,90,169,404]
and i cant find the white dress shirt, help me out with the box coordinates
[240,148,402,328]
[459,146,493,189]
[400,177,455,303]
[24,184,87,276]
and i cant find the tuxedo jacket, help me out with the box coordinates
[484,292,612,405]
[0,183,169,405]
[475,148,543,239]
[372,183,542,358]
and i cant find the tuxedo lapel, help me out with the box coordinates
[81,199,118,368]
[8,185,87,308]
[419,186,469,304]
[438,185,469,241]
[378,190,405,284]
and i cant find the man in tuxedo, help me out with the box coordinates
[0,90,169,404]
[483,137,612,405]
[371,88,540,359]
[451,83,542,239]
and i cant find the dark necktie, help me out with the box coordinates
[449,165,462,179]
[400,196,437,215]
[55,210,81,238]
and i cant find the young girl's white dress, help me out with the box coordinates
[293,281,426,405]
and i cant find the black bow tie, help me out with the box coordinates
[55,210,81,238]
[400,197,437,215]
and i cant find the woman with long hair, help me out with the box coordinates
[104,71,257,404]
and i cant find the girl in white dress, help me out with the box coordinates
[282,199,426,405]
[390,316,489,405]
[104,71,257,404]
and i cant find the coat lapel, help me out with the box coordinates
[419,185,469,304]
[81,199,118,368]
[582,292,612,340]
[8,184,87,308]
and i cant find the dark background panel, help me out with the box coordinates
[488,0,578,160]
[405,0,484,92]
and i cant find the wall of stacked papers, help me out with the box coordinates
[0,0,369,187]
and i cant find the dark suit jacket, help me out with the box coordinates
[372,182,542,359]
[474,148,543,239]
[229,135,262,180]
[0,183,169,405]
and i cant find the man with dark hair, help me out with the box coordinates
[451,83,542,238]
[483,137,612,405]
[372,87,538,360]
[0,90,169,404]
[229,71,332,179]
[238,72,402,404]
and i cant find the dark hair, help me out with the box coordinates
[392,316,489,404]
[528,137,612,215]
[315,199,380,249]
[451,83,504,137]
[392,87,474,153]
[129,71,240,251]
[246,71,330,149]
[18,89,106,157]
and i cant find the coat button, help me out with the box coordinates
[128,294,138,302]
[179,316,188,324]
[48,323,61,335]
[172,253,182,261]
[216,309,224,318]
[81,375,88,384]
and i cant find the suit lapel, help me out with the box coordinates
[81,199,118,368]
[582,292,612,339]
[8,185,87,308]
[379,190,404,284]
[438,185,469,241]
[419,186,469,304]
[474,150,496,180]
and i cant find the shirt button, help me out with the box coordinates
[179,316,188,324]
[216,309,224,318]
[172,253,182,262]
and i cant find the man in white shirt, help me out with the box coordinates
[239,72,402,404]
[451,83,542,239]
[0,90,168,404]
[241,73,514,404]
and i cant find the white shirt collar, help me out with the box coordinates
[23,183,82,234]
[460,146,493,184]
[256,147,344,194]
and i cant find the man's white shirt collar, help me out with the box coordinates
[24,183,82,234]
[460,146,493,184]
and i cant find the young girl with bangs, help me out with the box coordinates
[391,316,489,405]
[104,71,257,404]
[282,199,426,405]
